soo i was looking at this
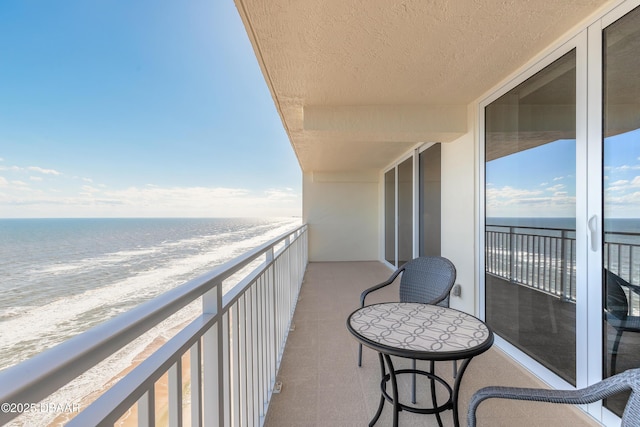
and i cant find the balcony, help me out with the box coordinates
[0,224,603,426]
[263,261,598,427]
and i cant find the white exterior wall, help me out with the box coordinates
[303,171,379,261]
[441,105,477,314]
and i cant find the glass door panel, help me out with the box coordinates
[398,158,413,265]
[385,169,396,265]
[602,5,640,416]
[419,144,442,257]
[485,50,577,385]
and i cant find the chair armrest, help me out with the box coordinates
[360,267,404,307]
[467,378,633,427]
[428,291,450,306]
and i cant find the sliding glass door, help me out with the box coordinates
[384,145,442,266]
[384,157,412,267]
[484,49,578,384]
[419,144,441,257]
[602,4,640,416]
[482,3,640,422]
[385,168,396,265]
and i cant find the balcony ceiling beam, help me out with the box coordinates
[302,104,467,143]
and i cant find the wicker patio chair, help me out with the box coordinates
[357,256,456,403]
[605,269,640,376]
[467,368,640,427]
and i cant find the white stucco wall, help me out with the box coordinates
[303,171,379,261]
[440,105,478,315]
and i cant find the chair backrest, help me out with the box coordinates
[606,269,630,319]
[398,256,456,307]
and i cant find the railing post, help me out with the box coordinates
[168,360,182,427]
[268,254,277,392]
[237,295,247,427]
[559,230,567,301]
[509,226,516,283]
[190,340,202,427]
[230,302,240,427]
[138,389,155,427]
[202,281,223,427]
[222,311,230,427]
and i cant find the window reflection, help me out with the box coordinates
[603,5,640,416]
[485,50,577,385]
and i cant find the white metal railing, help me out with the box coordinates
[485,225,576,301]
[0,224,308,426]
[486,224,640,311]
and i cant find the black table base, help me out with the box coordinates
[371,353,473,427]
[347,303,494,427]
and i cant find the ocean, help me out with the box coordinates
[0,217,301,372]
[0,217,302,425]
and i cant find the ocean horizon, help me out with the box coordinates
[487,216,640,234]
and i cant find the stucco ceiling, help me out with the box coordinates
[234,0,610,173]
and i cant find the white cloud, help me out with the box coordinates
[486,185,575,217]
[28,166,61,175]
[0,184,301,218]
[610,179,629,187]
[264,188,297,200]
[81,185,102,193]
[0,165,22,172]
[30,176,43,182]
[607,176,640,193]
[606,164,640,173]
[546,184,565,192]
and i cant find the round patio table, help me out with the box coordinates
[347,302,494,427]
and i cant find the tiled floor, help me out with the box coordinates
[264,261,601,427]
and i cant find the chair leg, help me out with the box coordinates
[358,343,363,367]
[412,358,417,404]
[610,329,624,376]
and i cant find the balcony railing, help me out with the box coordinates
[0,224,307,427]
[485,225,577,301]
[486,224,640,312]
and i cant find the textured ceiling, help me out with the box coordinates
[235,0,609,173]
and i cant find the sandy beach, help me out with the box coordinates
[48,320,195,427]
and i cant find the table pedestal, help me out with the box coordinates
[370,353,473,427]
[347,303,493,427]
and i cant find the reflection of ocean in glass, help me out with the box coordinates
[486,217,640,313]
[486,217,577,301]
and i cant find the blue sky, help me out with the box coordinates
[604,128,640,218]
[486,138,577,218]
[0,0,301,218]
[486,129,640,218]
